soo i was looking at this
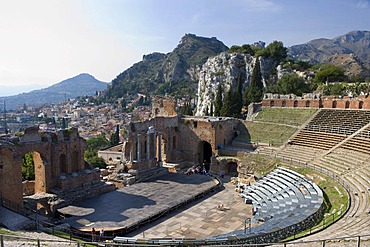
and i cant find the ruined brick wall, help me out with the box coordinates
[0,127,90,206]
[124,115,242,169]
[262,94,370,110]
[151,96,177,117]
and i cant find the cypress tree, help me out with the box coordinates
[214,84,223,116]
[244,59,263,106]
[220,89,233,117]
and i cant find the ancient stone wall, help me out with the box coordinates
[262,93,370,110]
[123,115,241,173]
[151,96,177,117]
[0,127,92,206]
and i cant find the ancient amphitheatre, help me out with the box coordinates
[1,99,370,246]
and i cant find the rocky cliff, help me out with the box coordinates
[195,52,277,116]
[104,34,229,101]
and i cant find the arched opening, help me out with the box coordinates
[60,154,67,174]
[359,101,364,109]
[270,100,275,107]
[333,101,337,108]
[173,136,176,149]
[226,162,238,176]
[282,101,286,107]
[71,151,79,172]
[306,101,310,108]
[345,101,350,109]
[21,151,47,196]
[293,100,298,108]
[199,141,212,171]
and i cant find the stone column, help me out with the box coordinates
[137,134,141,162]
[129,146,133,163]
[157,132,162,166]
[153,132,157,161]
[147,132,151,160]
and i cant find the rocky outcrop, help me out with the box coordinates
[104,34,229,100]
[195,53,277,116]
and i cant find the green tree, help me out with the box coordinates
[330,83,345,96]
[22,152,35,181]
[214,84,223,116]
[276,74,310,96]
[314,65,346,85]
[86,134,110,152]
[244,59,264,106]
[110,125,120,146]
[220,89,233,117]
[85,134,110,168]
[180,101,193,115]
[87,156,107,169]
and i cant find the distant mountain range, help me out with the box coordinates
[103,31,370,103]
[1,73,107,110]
[2,31,370,110]
[288,30,370,77]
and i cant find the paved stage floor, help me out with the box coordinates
[58,173,218,232]
[128,179,253,239]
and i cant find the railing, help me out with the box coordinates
[2,232,369,247]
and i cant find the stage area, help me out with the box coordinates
[58,173,219,233]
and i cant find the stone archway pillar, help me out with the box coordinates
[137,134,141,162]
[153,133,156,161]
[147,132,151,160]
[157,132,162,166]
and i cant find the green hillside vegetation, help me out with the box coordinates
[103,34,228,102]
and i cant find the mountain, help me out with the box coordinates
[104,34,229,101]
[288,30,370,77]
[1,73,107,110]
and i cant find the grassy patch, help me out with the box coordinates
[244,121,296,146]
[0,228,15,235]
[235,154,279,177]
[255,108,317,126]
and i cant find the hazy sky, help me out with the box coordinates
[0,0,369,90]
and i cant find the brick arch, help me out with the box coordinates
[216,157,240,176]
[198,141,213,171]
[0,127,88,206]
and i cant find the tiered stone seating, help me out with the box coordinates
[239,167,323,232]
[288,109,370,151]
[328,120,370,156]
[291,130,346,150]
[265,110,370,241]
[309,149,369,175]
[277,144,323,163]
[304,109,370,135]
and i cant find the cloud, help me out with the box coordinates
[356,0,369,8]
[241,0,281,12]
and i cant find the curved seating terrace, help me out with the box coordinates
[213,167,323,242]
[276,108,370,241]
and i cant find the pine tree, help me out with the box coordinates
[214,84,223,116]
[210,104,214,116]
